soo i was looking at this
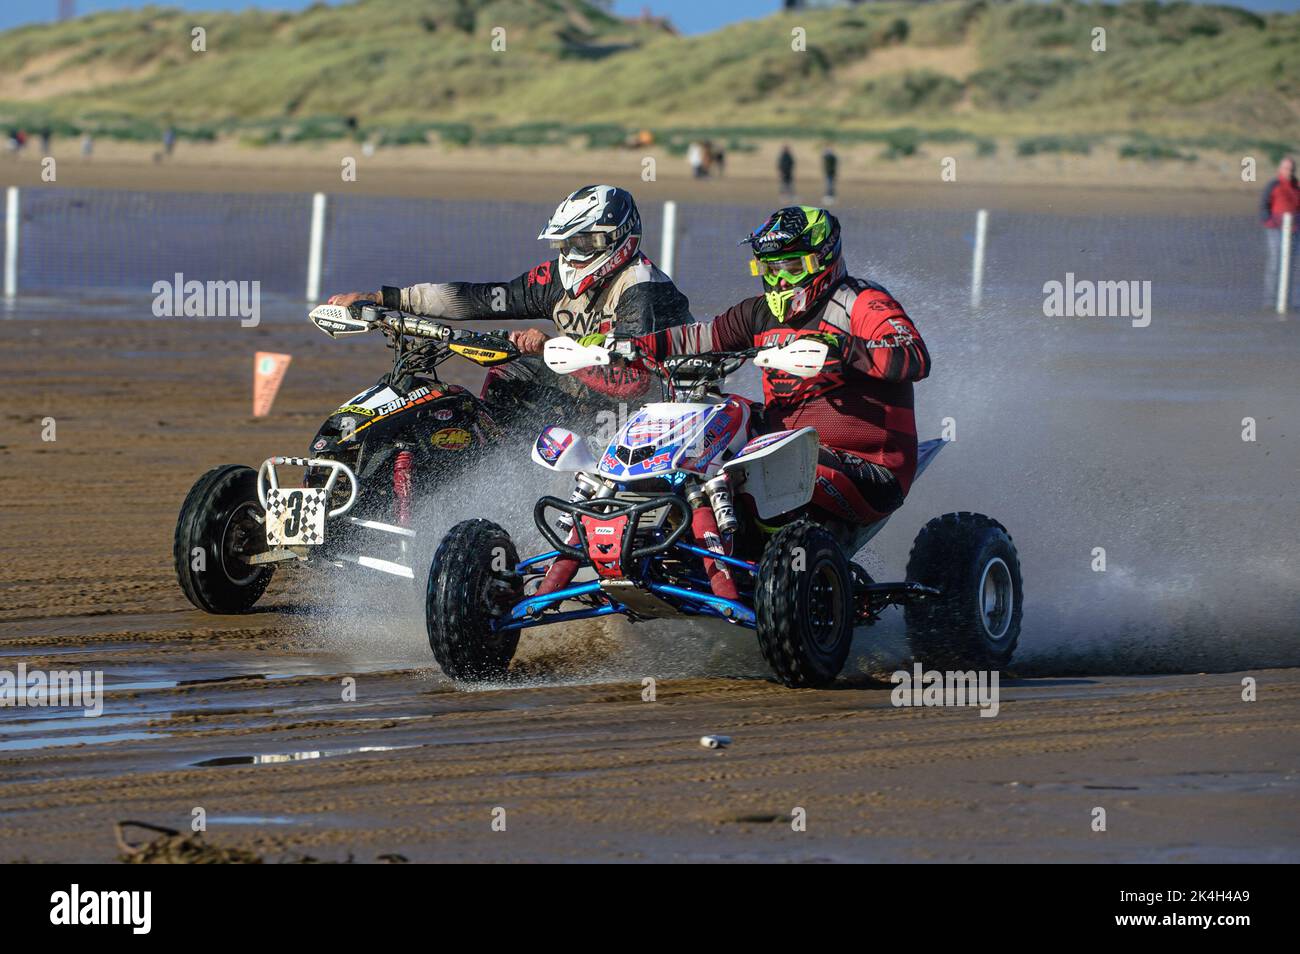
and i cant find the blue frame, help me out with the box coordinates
[498,541,759,634]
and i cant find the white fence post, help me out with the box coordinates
[660,200,678,279]
[970,208,988,310]
[1277,212,1293,315]
[4,186,18,301]
[306,191,328,302]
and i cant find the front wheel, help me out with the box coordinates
[425,519,524,682]
[755,521,855,688]
[173,465,273,614]
[904,512,1023,669]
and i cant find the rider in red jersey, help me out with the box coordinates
[634,205,930,528]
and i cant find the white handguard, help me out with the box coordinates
[544,335,611,374]
[753,337,829,379]
[309,304,373,338]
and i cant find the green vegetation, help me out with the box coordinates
[0,0,1294,152]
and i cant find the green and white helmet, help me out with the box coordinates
[743,206,844,321]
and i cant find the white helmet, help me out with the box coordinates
[538,185,641,296]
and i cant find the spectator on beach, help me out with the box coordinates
[1261,156,1300,307]
[822,145,838,204]
[778,144,795,197]
[713,144,726,177]
[688,140,707,179]
[40,127,52,156]
[81,133,94,160]
[162,124,176,158]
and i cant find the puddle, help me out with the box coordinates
[0,642,148,659]
[192,743,419,767]
[0,731,165,752]
[0,714,152,734]
[208,815,302,826]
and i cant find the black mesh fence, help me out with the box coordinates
[17,189,312,297]
[3,186,1281,322]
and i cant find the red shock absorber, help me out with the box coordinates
[689,490,740,602]
[393,450,414,526]
[534,533,581,596]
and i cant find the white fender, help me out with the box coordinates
[531,426,598,472]
[723,427,819,519]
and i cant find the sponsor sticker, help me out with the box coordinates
[431,427,472,450]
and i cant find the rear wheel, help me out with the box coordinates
[904,512,1023,669]
[425,519,524,681]
[173,465,273,614]
[755,521,854,688]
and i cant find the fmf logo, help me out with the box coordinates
[431,427,471,450]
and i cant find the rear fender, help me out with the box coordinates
[723,427,818,519]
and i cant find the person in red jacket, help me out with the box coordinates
[636,205,930,529]
[1261,156,1300,307]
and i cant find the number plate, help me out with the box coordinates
[264,488,328,546]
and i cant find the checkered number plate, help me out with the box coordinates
[264,488,328,546]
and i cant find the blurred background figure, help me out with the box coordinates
[822,144,838,204]
[688,140,706,178]
[778,144,795,197]
[1261,156,1300,307]
[39,126,52,156]
[80,132,93,160]
[712,142,726,176]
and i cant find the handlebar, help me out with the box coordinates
[308,302,520,373]
[370,309,453,342]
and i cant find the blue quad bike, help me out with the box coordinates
[424,336,1023,688]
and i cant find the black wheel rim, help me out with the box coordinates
[219,502,264,587]
[807,559,845,652]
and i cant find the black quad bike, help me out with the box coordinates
[173,303,541,614]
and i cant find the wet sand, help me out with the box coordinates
[1,312,1297,862]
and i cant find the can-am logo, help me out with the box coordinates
[50,884,151,934]
[152,272,261,328]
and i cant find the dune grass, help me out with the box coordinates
[0,0,1294,151]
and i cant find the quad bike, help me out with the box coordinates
[425,335,1023,687]
[174,303,532,614]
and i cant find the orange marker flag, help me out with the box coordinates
[253,351,292,418]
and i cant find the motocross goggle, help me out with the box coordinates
[548,216,636,261]
[750,253,824,285]
[548,231,611,260]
